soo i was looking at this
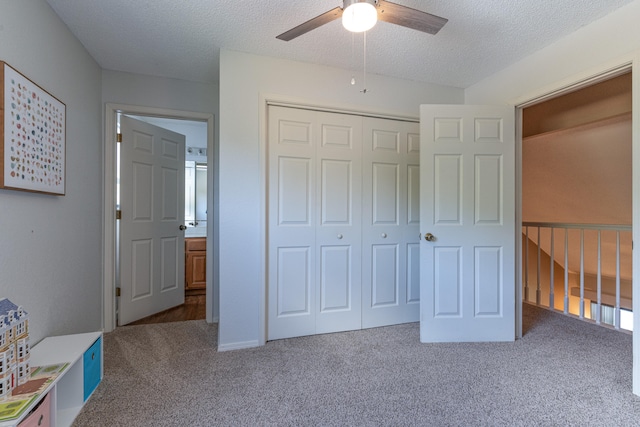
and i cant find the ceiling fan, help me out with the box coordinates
[276,0,448,41]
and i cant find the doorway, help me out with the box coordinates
[122,115,208,325]
[103,103,216,331]
[518,69,633,335]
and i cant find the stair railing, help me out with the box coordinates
[522,222,632,330]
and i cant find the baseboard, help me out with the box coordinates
[218,340,260,352]
[185,288,206,296]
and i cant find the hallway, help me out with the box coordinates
[127,294,206,325]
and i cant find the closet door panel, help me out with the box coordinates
[315,111,362,334]
[407,242,421,303]
[277,246,312,316]
[321,159,352,224]
[319,245,351,311]
[372,162,399,224]
[278,157,312,225]
[371,244,399,307]
[406,161,421,304]
[362,118,421,328]
[268,107,363,339]
[268,107,317,340]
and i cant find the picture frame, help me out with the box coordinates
[0,61,66,195]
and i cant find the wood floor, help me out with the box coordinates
[126,294,206,326]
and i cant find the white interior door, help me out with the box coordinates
[420,105,515,342]
[119,115,186,325]
[361,117,421,328]
[267,106,362,340]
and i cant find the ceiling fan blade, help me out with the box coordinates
[377,0,448,35]
[276,7,343,41]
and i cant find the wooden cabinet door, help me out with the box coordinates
[186,250,206,290]
[185,238,206,290]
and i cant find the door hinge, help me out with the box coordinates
[116,209,122,220]
[115,287,121,297]
[116,133,122,143]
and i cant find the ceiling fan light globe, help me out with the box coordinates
[342,2,377,32]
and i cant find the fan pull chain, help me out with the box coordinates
[351,32,356,85]
[361,30,368,94]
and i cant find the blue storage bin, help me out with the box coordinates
[83,336,102,401]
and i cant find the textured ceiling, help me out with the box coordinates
[45,0,634,88]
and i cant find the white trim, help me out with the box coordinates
[207,110,219,324]
[513,55,635,108]
[102,103,216,331]
[261,92,420,122]
[515,107,523,339]
[103,107,117,332]
[217,340,261,352]
[258,94,268,347]
[516,63,632,109]
[632,51,640,396]
[266,100,419,123]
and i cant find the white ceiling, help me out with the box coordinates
[45,0,634,88]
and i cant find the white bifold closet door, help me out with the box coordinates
[361,118,421,328]
[267,105,419,340]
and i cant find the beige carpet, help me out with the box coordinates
[73,304,640,426]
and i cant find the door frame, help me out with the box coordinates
[512,57,638,394]
[103,103,216,332]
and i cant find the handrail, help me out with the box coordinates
[523,221,631,231]
[522,221,632,331]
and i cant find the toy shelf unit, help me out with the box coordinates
[0,332,102,427]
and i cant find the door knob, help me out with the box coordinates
[424,233,435,242]
[179,225,187,231]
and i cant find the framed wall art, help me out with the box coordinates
[0,61,66,195]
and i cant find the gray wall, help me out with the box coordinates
[0,0,103,343]
[102,70,218,117]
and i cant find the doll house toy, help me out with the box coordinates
[0,299,29,401]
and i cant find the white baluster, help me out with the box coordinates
[615,231,621,330]
[579,229,585,319]
[596,230,602,325]
[524,226,529,302]
[549,228,555,310]
[536,227,541,305]
[564,228,569,315]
